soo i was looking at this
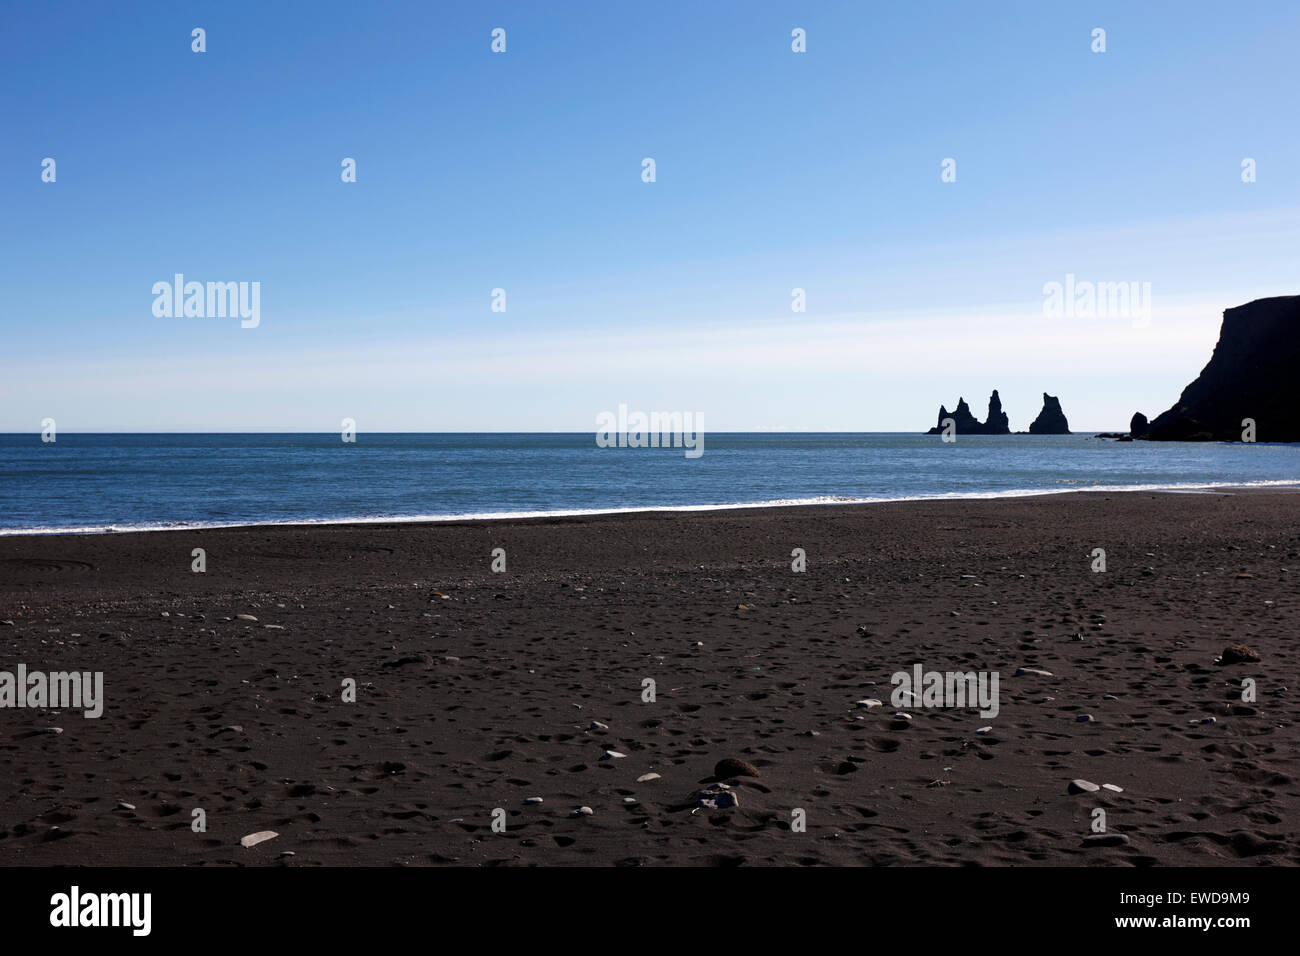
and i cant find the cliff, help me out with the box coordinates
[1028,393,1070,434]
[1138,295,1300,441]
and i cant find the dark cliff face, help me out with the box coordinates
[926,391,1011,434]
[1142,295,1300,441]
[1028,393,1070,434]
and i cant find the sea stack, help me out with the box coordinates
[1139,295,1300,441]
[984,389,1011,433]
[926,390,1011,435]
[1028,393,1070,434]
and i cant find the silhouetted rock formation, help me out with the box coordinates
[984,389,1010,433]
[1141,295,1300,441]
[1129,412,1149,439]
[925,390,1012,435]
[1028,393,1070,434]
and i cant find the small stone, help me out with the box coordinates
[1102,783,1124,792]
[855,699,883,709]
[570,806,594,817]
[0,620,14,626]
[40,727,64,735]
[263,624,285,630]
[623,797,638,804]
[636,773,661,783]
[893,712,912,721]
[713,758,760,779]
[1076,714,1095,723]
[1201,716,1217,724]
[1015,667,1053,677]
[976,726,993,735]
[696,788,739,810]
[116,801,136,810]
[1068,779,1100,794]
[236,614,258,622]
[588,721,609,731]
[1219,644,1261,664]
[1082,833,1130,847]
[524,797,544,805]
[239,830,279,848]
[1103,694,1119,701]
[600,750,626,760]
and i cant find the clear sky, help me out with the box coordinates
[3,0,1298,432]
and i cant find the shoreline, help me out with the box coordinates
[4,482,1300,539]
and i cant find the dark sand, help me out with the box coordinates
[1,491,1296,866]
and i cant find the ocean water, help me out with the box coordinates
[1,433,1298,535]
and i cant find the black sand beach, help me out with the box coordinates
[0,491,1296,866]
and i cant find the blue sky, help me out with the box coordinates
[3,0,1298,431]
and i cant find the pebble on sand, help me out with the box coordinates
[855,699,883,709]
[524,797,544,805]
[600,750,627,760]
[588,721,609,730]
[569,806,594,818]
[713,758,760,779]
[1068,779,1101,794]
[1076,714,1095,722]
[1219,643,1261,664]
[239,830,279,848]
[636,773,661,783]
[1102,784,1124,792]
[1015,667,1054,677]
[976,726,993,735]
[1082,833,1130,847]
[236,614,258,622]
[696,786,740,810]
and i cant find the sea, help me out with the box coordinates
[1,433,1298,535]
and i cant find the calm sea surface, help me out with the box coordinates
[2,433,1298,534]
